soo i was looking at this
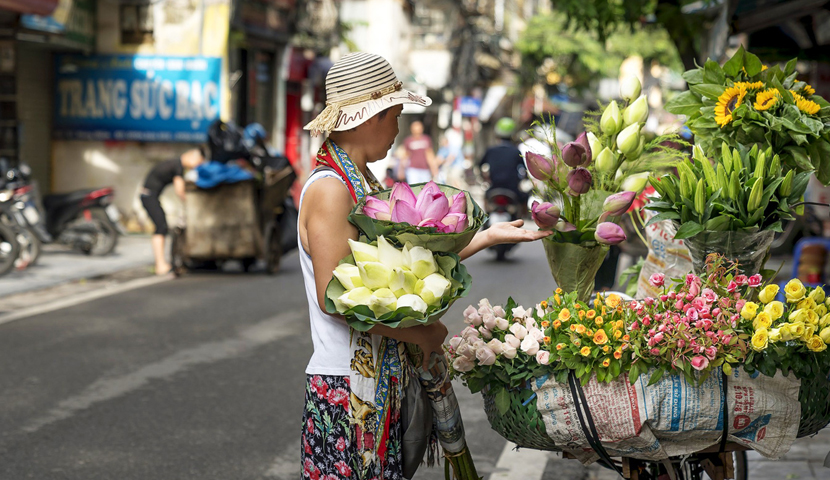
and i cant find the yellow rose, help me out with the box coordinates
[764,301,784,321]
[821,314,830,328]
[806,335,827,352]
[558,308,571,321]
[741,302,759,320]
[798,297,817,311]
[779,324,795,341]
[805,309,819,325]
[790,322,806,339]
[820,327,830,344]
[789,308,808,324]
[753,312,772,330]
[758,284,780,304]
[816,305,827,317]
[580,346,592,357]
[785,279,806,303]
[803,324,816,341]
[769,328,782,342]
[605,293,621,308]
[593,330,609,345]
[809,286,826,303]
[751,328,769,352]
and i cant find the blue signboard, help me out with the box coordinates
[54,55,222,142]
[458,96,482,117]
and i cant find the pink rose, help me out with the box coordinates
[727,281,738,293]
[736,299,746,312]
[686,274,701,286]
[487,338,505,355]
[734,275,748,286]
[493,306,506,317]
[520,335,540,355]
[649,273,665,287]
[677,339,686,348]
[452,355,475,372]
[650,348,660,356]
[690,355,710,371]
[689,282,700,297]
[482,313,497,330]
[748,274,762,288]
[462,326,479,340]
[704,345,718,360]
[702,288,718,304]
[475,345,497,365]
[536,350,551,365]
[478,327,493,340]
[449,336,463,350]
[509,323,528,340]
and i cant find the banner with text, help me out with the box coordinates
[54,55,222,142]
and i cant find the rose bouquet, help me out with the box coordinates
[666,46,830,184]
[526,77,686,300]
[324,235,471,331]
[350,182,487,254]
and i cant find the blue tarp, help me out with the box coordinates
[195,161,254,189]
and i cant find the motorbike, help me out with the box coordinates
[484,188,522,261]
[41,187,122,256]
[0,189,21,276]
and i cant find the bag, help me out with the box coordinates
[207,120,248,163]
[401,371,434,479]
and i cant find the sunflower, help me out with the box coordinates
[715,85,747,127]
[802,84,816,96]
[796,95,821,115]
[736,81,764,91]
[762,65,769,71]
[754,89,779,111]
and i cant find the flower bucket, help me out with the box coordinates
[670,222,775,276]
[542,240,609,302]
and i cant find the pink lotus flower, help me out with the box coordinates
[531,201,560,230]
[390,182,417,208]
[690,355,710,371]
[363,196,391,220]
[555,221,577,232]
[391,199,421,224]
[567,167,592,195]
[416,182,449,221]
[748,274,762,288]
[603,191,637,216]
[649,273,665,287]
[562,141,589,168]
[441,213,468,233]
[449,192,466,214]
[595,222,626,245]
[574,132,593,165]
[525,151,554,180]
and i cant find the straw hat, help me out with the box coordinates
[304,52,432,136]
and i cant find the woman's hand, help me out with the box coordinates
[411,321,449,368]
[459,219,552,260]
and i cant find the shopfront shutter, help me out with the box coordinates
[16,43,53,191]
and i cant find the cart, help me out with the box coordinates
[170,159,295,275]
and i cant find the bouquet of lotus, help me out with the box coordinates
[350,181,487,254]
[325,236,472,331]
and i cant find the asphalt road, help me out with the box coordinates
[1,240,825,480]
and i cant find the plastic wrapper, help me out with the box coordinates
[670,222,775,276]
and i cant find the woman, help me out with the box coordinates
[298,53,550,479]
[140,147,205,275]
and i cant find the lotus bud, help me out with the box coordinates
[617,123,641,156]
[369,288,398,317]
[416,273,451,306]
[525,151,554,180]
[567,167,592,195]
[338,286,374,309]
[390,182,417,207]
[631,136,645,158]
[586,132,602,158]
[595,222,626,245]
[390,200,422,225]
[600,100,622,135]
[397,294,428,314]
[357,261,393,289]
[531,201,560,230]
[574,132,593,165]
[441,213,468,233]
[620,76,642,103]
[621,172,650,194]
[333,264,364,291]
[623,96,648,126]
[363,196,391,221]
[407,245,438,279]
[449,192,466,214]
[415,182,450,222]
[376,235,404,270]
[562,142,589,168]
[348,239,379,263]
[554,220,577,232]
[603,191,637,216]
[389,267,418,297]
[596,147,616,172]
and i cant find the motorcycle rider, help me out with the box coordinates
[140,147,205,275]
[480,117,528,215]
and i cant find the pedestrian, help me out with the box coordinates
[437,129,465,188]
[299,52,551,480]
[140,147,205,275]
[401,120,437,184]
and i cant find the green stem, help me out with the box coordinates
[628,211,649,247]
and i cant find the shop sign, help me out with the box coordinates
[54,55,222,142]
[457,96,482,118]
[21,0,95,48]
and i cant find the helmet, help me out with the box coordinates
[243,123,267,147]
[494,117,516,138]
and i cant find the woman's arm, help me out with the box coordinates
[173,176,186,203]
[458,220,552,260]
[303,178,448,364]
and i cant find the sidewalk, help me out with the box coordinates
[0,235,155,299]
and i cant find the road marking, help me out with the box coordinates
[489,441,550,480]
[0,274,173,327]
[20,309,304,435]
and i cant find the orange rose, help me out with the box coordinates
[593,330,609,345]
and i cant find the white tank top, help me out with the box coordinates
[299,170,353,376]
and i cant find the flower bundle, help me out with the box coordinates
[324,236,471,331]
[647,143,811,238]
[741,279,830,381]
[666,46,830,184]
[350,182,487,254]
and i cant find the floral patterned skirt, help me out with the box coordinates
[301,374,403,480]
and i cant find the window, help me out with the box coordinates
[120,3,154,45]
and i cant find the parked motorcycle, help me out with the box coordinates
[0,187,41,268]
[484,188,522,261]
[42,187,122,256]
[0,190,21,276]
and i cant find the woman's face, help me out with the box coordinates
[369,105,404,161]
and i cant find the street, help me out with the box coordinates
[0,240,827,480]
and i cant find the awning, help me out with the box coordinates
[0,0,58,16]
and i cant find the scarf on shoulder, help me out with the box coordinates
[315,139,407,478]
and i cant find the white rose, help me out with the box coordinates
[495,317,509,330]
[486,339,505,355]
[502,344,518,359]
[452,355,474,372]
[504,334,521,349]
[482,313,497,330]
[493,306,506,317]
[521,335,540,355]
[479,327,493,340]
[509,323,528,340]
[528,328,545,342]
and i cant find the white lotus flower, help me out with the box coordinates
[348,239,379,263]
[389,268,418,297]
[357,261,392,290]
[369,288,398,317]
[337,287,374,309]
[407,245,438,279]
[376,235,404,270]
[333,264,363,290]
[397,294,428,314]
[416,273,451,306]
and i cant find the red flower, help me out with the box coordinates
[303,434,312,455]
[327,387,349,409]
[334,461,352,477]
[306,417,314,434]
[310,375,328,399]
[335,436,347,452]
[303,458,320,480]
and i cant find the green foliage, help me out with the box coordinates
[516,10,682,91]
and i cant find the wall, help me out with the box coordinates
[339,0,412,76]
[52,0,231,232]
